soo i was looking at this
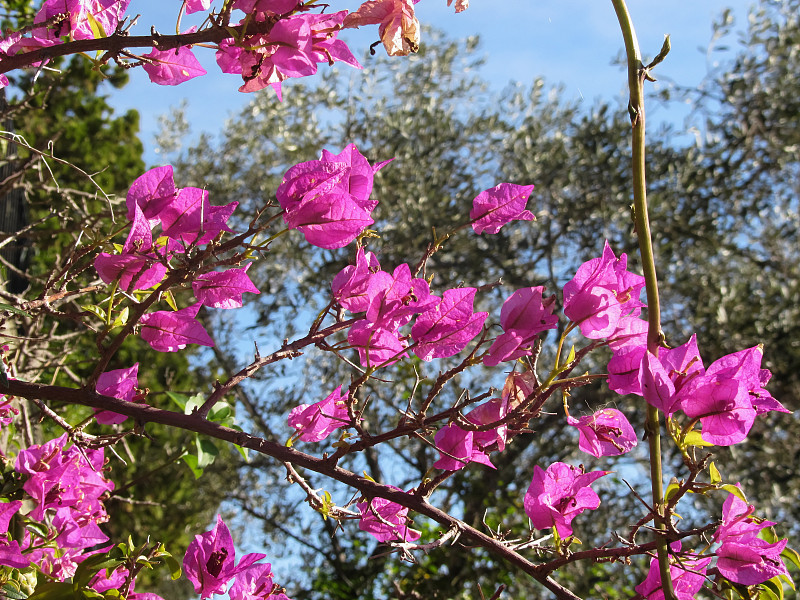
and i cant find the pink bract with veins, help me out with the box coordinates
[287,386,351,442]
[524,462,608,538]
[566,408,637,457]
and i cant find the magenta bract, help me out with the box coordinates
[193,265,260,309]
[484,286,557,366]
[470,183,535,235]
[287,386,351,442]
[567,408,637,457]
[411,288,487,361]
[183,515,266,598]
[142,46,207,86]
[523,462,608,538]
[139,303,215,352]
[634,542,711,600]
[713,492,789,585]
[357,493,421,543]
[94,363,139,425]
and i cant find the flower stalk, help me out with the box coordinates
[610,1,676,598]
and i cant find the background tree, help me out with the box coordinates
[155,1,799,598]
[0,4,238,596]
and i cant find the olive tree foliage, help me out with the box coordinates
[152,2,800,598]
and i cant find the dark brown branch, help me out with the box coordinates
[6,378,584,600]
[0,19,279,75]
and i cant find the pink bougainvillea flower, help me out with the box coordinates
[411,287,488,361]
[433,397,508,471]
[523,462,608,538]
[364,263,438,331]
[229,562,279,600]
[237,16,316,95]
[306,11,362,70]
[331,247,381,313]
[34,0,130,41]
[159,187,238,248]
[358,493,421,542]
[347,321,408,367]
[682,379,755,446]
[698,345,788,417]
[344,0,420,57]
[635,542,711,600]
[192,265,260,309]
[638,351,681,417]
[142,46,207,86]
[567,408,637,457]
[607,343,647,396]
[94,204,167,291]
[0,500,22,535]
[125,165,177,225]
[94,363,139,425]
[287,196,374,249]
[470,183,535,235]
[276,144,390,248]
[484,286,558,366]
[139,303,214,352]
[185,0,213,14]
[563,241,644,339]
[217,10,357,97]
[713,492,789,585]
[184,515,266,599]
[287,385,351,442]
[673,344,786,445]
[231,0,299,13]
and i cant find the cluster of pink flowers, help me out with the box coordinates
[94,166,259,354]
[357,492,421,543]
[0,436,117,583]
[216,7,360,97]
[276,144,391,249]
[0,0,365,94]
[184,515,290,600]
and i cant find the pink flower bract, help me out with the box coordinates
[470,183,535,235]
[523,462,608,538]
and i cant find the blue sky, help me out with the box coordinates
[107,1,755,165]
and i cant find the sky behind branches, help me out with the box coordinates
[108,1,754,165]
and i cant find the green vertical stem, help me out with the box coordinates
[610,1,676,598]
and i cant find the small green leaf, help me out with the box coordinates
[780,546,800,572]
[779,573,795,592]
[165,391,189,411]
[561,345,576,369]
[2,582,28,600]
[719,484,748,503]
[683,430,714,447]
[195,437,219,469]
[664,480,681,503]
[109,306,129,329]
[24,520,50,539]
[163,290,178,312]
[207,402,233,423]
[760,526,779,544]
[0,303,30,317]
[760,578,784,600]
[181,453,203,479]
[86,11,106,39]
[183,394,204,415]
[163,554,182,580]
[709,461,722,484]
[82,304,107,321]
[27,582,74,600]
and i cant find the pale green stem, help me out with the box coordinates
[610,1,675,598]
